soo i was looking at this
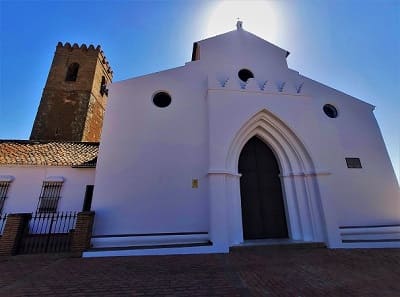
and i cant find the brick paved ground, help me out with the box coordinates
[0,246,399,297]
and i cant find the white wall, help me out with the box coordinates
[92,65,210,236]
[92,27,399,250]
[301,78,400,227]
[205,76,399,247]
[0,166,95,213]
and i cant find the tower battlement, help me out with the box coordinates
[56,42,113,77]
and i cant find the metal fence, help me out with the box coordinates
[18,211,77,254]
[0,213,7,235]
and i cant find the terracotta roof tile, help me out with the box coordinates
[0,140,99,167]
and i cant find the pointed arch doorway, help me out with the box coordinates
[239,136,288,239]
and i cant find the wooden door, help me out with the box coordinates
[239,136,288,239]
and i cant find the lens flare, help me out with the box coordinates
[204,0,282,43]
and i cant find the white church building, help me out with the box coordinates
[1,22,399,256]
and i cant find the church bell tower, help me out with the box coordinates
[30,42,113,142]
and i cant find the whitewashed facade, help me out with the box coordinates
[0,141,98,215]
[88,24,400,256]
[0,167,95,213]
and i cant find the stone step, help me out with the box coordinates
[83,241,216,258]
[88,240,212,252]
[230,241,326,252]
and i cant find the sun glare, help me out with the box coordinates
[204,1,282,43]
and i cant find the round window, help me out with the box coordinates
[323,104,338,118]
[238,69,254,82]
[153,92,171,108]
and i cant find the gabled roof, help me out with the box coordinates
[0,140,99,167]
[192,28,290,60]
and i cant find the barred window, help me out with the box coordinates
[0,176,13,213]
[37,180,63,213]
[0,181,11,213]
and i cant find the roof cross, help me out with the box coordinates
[236,18,243,30]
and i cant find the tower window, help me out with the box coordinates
[100,76,108,96]
[54,128,61,138]
[65,63,79,81]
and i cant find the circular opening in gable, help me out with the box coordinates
[153,92,171,108]
[238,69,254,82]
[323,104,338,118]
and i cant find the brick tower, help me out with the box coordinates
[30,42,113,142]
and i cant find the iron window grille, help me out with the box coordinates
[37,181,63,213]
[0,181,11,213]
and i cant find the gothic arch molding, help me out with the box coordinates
[225,109,326,243]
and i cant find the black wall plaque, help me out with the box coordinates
[346,158,362,168]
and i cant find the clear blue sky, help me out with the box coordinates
[0,0,399,180]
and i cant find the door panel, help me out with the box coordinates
[239,136,288,239]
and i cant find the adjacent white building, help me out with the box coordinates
[0,141,98,214]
